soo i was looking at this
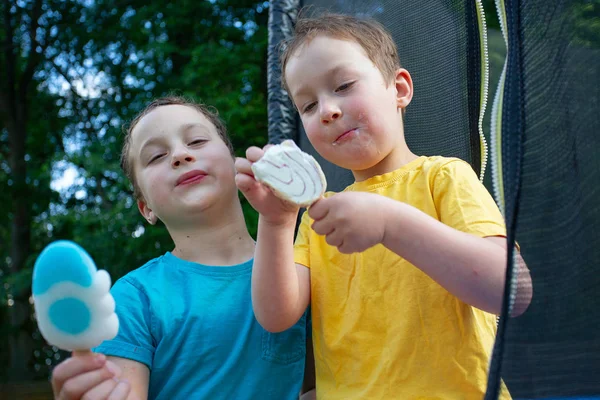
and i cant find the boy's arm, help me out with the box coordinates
[379,202,531,316]
[309,192,532,316]
[483,237,532,317]
[235,146,311,332]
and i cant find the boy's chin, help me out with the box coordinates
[328,155,382,173]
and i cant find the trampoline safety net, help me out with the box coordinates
[267,0,600,399]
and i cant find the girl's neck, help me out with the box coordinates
[168,201,255,266]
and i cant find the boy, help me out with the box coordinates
[50,97,314,399]
[235,14,532,399]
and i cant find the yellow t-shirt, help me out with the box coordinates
[294,156,510,400]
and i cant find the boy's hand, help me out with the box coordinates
[235,145,300,226]
[51,352,131,400]
[309,192,387,254]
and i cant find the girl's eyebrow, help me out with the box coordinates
[138,122,212,156]
[180,122,212,135]
[138,136,164,158]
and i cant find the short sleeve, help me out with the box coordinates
[433,160,506,238]
[294,210,312,268]
[93,277,155,369]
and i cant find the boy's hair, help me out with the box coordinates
[280,13,401,93]
[120,96,234,200]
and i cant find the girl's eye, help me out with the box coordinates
[189,139,206,145]
[148,154,164,164]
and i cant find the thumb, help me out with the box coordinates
[235,173,271,204]
[307,196,329,220]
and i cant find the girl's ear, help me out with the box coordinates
[138,199,157,225]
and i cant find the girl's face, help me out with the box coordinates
[130,105,237,227]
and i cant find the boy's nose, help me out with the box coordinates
[320,105,342,125]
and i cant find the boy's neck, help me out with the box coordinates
[168,200,255,266]
[352,139,419,182]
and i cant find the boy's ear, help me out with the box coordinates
[394,68,413,110]
[137,199,157,225]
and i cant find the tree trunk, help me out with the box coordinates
[6,99,35,381]
[2,0,35,380]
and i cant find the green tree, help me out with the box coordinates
[1,0,268,382]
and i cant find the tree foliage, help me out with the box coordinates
[2,0,595,385]
[1,0,268,381]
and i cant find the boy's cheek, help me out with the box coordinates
[304,120,326,144]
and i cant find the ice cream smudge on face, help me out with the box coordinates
[251,140,327,207]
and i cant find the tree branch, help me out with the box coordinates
[50,57,84,101]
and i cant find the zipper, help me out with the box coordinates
[491,0,517,315]
[491,0,509,213]
[475,0,490,183]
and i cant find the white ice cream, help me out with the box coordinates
[251,140,327,207]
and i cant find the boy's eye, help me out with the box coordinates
[189,139,206,146]
[303,102,316,113]
[335,82,354,92]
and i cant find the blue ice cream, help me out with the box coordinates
[32,241,118,350]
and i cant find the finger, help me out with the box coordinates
[235,172,263,194]
[339,240,357,254]
[234,157,254,176]
[72,349,93,357]
[307,197,329,221]
[52,353,107,395]
[108,380,131,400]
[60,366,117,400]
[235,174,280,209]
[311,218,334,236]
[325,230,343,248]
[79,377,118,400]
[246,146,265,163]
[103,360,123,379]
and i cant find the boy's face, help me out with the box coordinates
[285,36,412,178]
[129,105,236,226]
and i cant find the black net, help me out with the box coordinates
[268,0,484,192]
[267,0,600,398]
[486,0,600,398]
[267,0,301,145]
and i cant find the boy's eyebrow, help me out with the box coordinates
[291,64,354,99]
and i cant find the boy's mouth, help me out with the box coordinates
[176,170,207,186]
[334,128,358,144]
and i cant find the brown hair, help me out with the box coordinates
[120,96,234,200]
[280,13,401,93]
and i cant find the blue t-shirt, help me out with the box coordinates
[94,252,307,400]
